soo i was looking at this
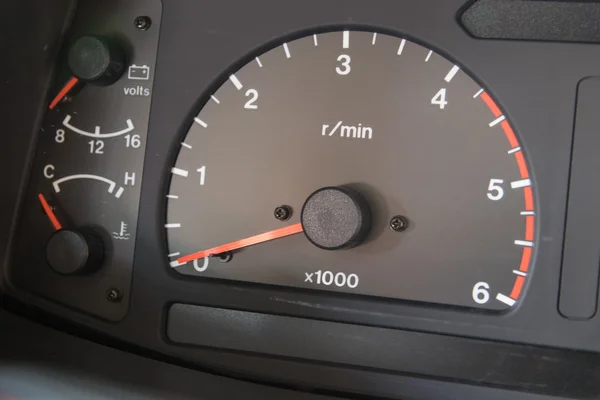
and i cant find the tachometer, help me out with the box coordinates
[165,29,536,310]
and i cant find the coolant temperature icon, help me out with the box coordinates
[112,221,131,240]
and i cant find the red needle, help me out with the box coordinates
[178,222,304,264]
[48,76,79,110]
[38,193,62,230]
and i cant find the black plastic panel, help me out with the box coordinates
[559,78,600,320]
[6,0,162,322]
[2,309,571,400]
[0,310,338,400]
[167,303,600,396]
[462,0,600,43]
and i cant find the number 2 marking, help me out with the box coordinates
[244,89,258,109]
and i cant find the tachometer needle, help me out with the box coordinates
[38,193,62,230]
[48,76,79,110]
[178,222,304,264]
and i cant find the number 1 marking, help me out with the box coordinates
[425,50,432,62]
[197,166,206,185]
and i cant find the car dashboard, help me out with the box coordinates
[1,1,600,399]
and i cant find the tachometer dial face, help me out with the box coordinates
[165,30,536,310]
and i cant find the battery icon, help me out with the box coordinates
[128,64,150,80]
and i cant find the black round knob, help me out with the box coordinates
[45,229,104,275]
[67,36,125,85]
[301,186,371,250]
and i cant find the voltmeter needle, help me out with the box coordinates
[178,222,304,263]
[48,76,79,110]
[38,193,62,230]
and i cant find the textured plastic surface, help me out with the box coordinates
[301,187,371,250]
[559,78,600,320]
[0,310,338,400]
[462,0,600,43]
[168,303,600,395]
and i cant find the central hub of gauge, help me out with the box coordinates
[301,186,371,250]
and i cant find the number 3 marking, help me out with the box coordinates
[336,54,351,75]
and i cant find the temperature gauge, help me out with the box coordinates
[9,1,161,321]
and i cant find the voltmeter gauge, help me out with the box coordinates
[10,12,160,322]
[165,30,536,310]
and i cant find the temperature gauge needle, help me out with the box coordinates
[48,76,79,110]
[38,193,62,230]
[178,222,303,264]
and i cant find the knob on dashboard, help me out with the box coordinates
[301,186,372,250]
[46,229,104,275]
[67,35,125,85]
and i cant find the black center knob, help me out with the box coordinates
[45,229,104,275]
[301,186,371,250]
[68,36,125,85]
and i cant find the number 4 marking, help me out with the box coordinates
[431,88,448,109]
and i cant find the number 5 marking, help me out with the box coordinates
[487,179,504,201]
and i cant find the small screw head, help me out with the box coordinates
[217,251,233,263]
[134,16,151,30]
[389,215,409,232]
[106,288,122,302]
[274,205,292,221]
